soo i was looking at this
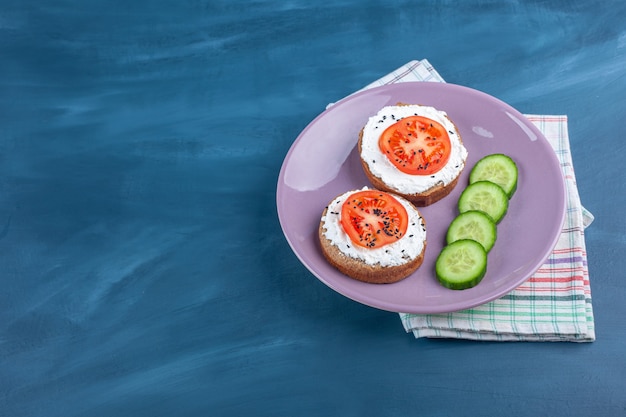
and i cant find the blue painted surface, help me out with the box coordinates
[1,1,625,416]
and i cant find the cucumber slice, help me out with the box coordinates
[446,210,497,252]
[458,181,509,224]
[469,153,518,198]
[436,239,487,290]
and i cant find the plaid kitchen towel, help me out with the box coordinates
[352,60,595,342]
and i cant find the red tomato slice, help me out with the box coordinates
[340,190,408,249]
[379,115,452,175]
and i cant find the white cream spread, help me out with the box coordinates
[360,104,468,194]
[321,187,426,267]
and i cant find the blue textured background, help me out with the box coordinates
[1,1,625,416]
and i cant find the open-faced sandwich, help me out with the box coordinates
[358,103,468,206]
[319,187,426,284]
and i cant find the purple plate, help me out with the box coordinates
[276,82,565,314]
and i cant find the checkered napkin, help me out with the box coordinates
[347,60,596,342]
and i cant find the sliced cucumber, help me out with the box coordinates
[446,210,497,252]
[458,180,509,224]
[469,153,518,198]
[436,239,487,290]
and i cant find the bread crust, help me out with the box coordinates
[318,207,426,284]
[358,104,464,207]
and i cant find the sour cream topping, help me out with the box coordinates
[360,104,468,194]
[321,187,426,267]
